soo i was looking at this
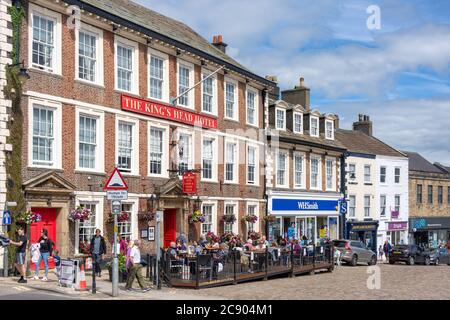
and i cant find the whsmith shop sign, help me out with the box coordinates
[271,199,339,213]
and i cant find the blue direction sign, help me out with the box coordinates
[339,200,348,215]
[2,210,11,225]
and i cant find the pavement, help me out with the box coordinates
[0,260,449,300]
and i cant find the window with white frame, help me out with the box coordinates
[276,108,286,130]
[201,204,213,235]
[117,121,134,172]
[116,43,134,92]
[310,117,319,137]
[348,164,356,180]
[395,167,401,184]
[225,81,237,120]
[30,5,61,73]
[349,196,356,218]
[76,24,103,85]
[395,195,401,214]
[246,88,257,126]
[225,141,237,183]
[178,133,192,175]
[78,203,96,253]
[380,195,386,217]
[247,204,257,232]
[202,72,216,114]
[294,153,304,188]
[119,203,133,241]
[310,155,321,189]
[364,165,371,183]
[149,127,164,175]
[178,64,191,107]
[247,146,256,185]
[78,115,97,169]
[326,158,335,190]
[32,105,54,166]
[364,195,371,217]
[294,112,303,134]
[325,120,334,140]
[202,137,214,180]
[276,150,288,187]
[380,166,386,183]
[149,56,164,100]
[224,204,235,233]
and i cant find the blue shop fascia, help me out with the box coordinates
[267,191,341,245]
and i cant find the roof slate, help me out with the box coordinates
[402,151,446,173]
[335,129,405,158]
[79,0,251,72]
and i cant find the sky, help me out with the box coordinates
[136,0,450,165]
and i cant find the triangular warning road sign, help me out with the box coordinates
[104,168,128,190]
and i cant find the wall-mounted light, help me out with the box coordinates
[112,24,118,32]
[7,60,30,84]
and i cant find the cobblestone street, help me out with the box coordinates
[171,263,450,300]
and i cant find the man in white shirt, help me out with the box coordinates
[124,240,150,292]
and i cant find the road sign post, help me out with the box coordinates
[104,168,128,297]
[155,211,162,290]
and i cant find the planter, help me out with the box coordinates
[108,267,127,283]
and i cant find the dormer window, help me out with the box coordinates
[276,108,286,130]
[325,120,334,140]
[293,112,303,134]
[310,116,319,137]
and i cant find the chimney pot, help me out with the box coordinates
[353,114,373,136]
[300,77,305,87]
[212,34,227,53]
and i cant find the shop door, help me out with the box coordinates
[30,208,57,270]
[163,209,177,248]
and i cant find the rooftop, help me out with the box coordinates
[335,129,406,158]
[402,151,447,173]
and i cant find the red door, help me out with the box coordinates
[30,208,57,270]
[163,209,177,248]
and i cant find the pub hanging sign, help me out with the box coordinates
[121,95,218,129]
[182,172,197,194]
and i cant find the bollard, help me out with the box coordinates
[92,256,96,294]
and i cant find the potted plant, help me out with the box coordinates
[138,210,156,221]
[221,214,236,224]
[188,210,205,224]
[16,211,42,225]
[205,231,220,243]
[249,231,262,241]
[68,206,92,222]
[241,214,258,224]
[263,215,276,223]
[107,254,127,283]
[107,211,130,224]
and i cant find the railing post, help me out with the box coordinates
[264,247,268,280]
[313,244,316,269]
[195,252,200,289]
[290,246,294,277]
[233,250,237,285]
[146,253,150,278]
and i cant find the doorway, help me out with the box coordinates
[30,208,57,270]
[163,209,177,248]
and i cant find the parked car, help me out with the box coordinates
[429,248,450,265]
[389,245,432,265]
[332,239,377,266]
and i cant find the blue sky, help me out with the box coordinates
[137,0,450,165]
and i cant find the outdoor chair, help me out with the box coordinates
[197,254,213,281]
[169,258,183,277]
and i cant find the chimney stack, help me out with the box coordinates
[212,35,228,53]
[353,114,373,136]
[281,76,310,109]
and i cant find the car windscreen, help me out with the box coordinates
[333,241,347,248]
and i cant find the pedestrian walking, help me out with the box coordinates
[53,250,61,284]
[9,226,28,283]
[33,229,54,281]
[124,240,150,292]
[378,245,384,261]
[383,240,392,264]
[90,229,107,278]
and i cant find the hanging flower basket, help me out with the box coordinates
[220,232,236,243]
[188,210,205,224]
[249,231,262,241]
[16,211,42,225]
[241,214,258,224]
[263,215,276,223]
[206,231,220,243]
[107,211,130,224]
[138,210,156,222]
[221,214,236,224]
[69,206,92,222]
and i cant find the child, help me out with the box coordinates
[53,250,61,285]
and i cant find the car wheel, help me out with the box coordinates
[351,255,358,267]
[425,257,431,266]
[368,255,377,266]
[389,260,395,265]
[407,256,415,266]
[435,258,439,266]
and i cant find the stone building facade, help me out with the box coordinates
[404,151,450,247]
[18,0,275,258]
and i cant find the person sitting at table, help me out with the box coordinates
[255,239,266,251]
[293,239,302,255]
[301,235,308,246]
[199,234,208,248]
[244,239,254,252]
[176,240,187,252]
[188,240,202,255]
[168,241,183,267]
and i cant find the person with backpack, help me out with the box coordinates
[33,229,54,281]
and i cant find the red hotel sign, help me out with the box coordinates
[121,95,218,129]
[182,172,197,194]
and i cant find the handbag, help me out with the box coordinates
[140,257,148,267]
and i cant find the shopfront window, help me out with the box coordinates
[329,217,338,240]
[268,217,281,242]
[306,217,316,244]
[119,204,132,240]
[317,217,328,242]
[78,203,96,254]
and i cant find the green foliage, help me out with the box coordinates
[8,3,25,64]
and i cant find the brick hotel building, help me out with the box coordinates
[16,0,276,257]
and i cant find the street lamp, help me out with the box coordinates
[7,60,30,85]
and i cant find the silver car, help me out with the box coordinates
[333,239,377,266]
